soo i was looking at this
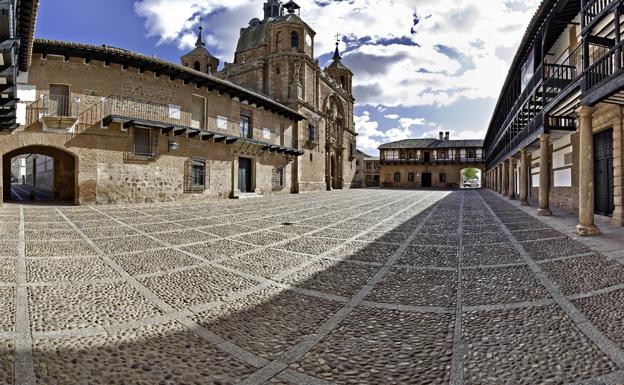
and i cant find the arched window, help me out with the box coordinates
[194,61,200,71]
[275,31,283,51]
[394,172,401,182]
[340,76,346,88]
[291,31,299,49]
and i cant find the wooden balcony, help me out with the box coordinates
[582,0,620,35]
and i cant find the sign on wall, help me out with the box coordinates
[521,47,535,92]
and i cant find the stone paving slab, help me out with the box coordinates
[4,189,624,384]
[462,305,616,384]
[293,307,454,385]
[0,339,14,385]
[0,286,15,332]
[192,288,343,360]
[31,321,255,385]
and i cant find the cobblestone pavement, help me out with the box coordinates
[4,189,624,384]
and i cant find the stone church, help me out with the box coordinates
[219,0,357,191]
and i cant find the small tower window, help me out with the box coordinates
[340,76,346,88]
[291,31,299,49]
[194,61,200,71]
[276,31,283,51]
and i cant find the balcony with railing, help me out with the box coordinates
[77,95,300,156]
[582,0,619,34]
[582,40,624,103]
[26,93,82,131]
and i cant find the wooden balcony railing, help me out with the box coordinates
[583,40,624,92]
[582,0,619,33]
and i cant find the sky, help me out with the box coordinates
[36,0,541,156]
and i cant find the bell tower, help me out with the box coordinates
[264,0,282,19]
[326,39,353,94]
[181,26,220,75]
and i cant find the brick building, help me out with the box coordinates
[482,0,624,236]
[379,133,484,189]
[0,0,357,206]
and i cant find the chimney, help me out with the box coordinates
[439,132,444,141]
[445,132,450,141]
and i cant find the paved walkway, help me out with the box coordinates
[2,189,624,384]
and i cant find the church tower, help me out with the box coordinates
[221,1,358,192]
[326,40,353,94]
[264,0,283,19]
[181,26,220,75]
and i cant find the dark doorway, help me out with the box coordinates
[49,84,70,116]
[238,157,253,193]
[2,146,77,205]
[594,128,614,216]
[424,151,431,163]
[422,173,432,188]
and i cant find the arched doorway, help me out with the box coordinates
[460,167,482,189]
[2,146,77,204]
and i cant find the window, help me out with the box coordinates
[275,32,283,51]
[440,173,446,183]
[394,172,401,182]
[240,115,252,138]
[366,163,372,170]
[291,31,299,49]
[191,160,206,188]
[340,75,346,88]
[133,127,158,158]
[408,173,415,182]
[273,166,285,190]
[307,123,319,143]
[194,61,200,71]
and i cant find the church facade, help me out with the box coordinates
[0,0,357,206]
[220,0,357,191]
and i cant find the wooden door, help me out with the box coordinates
[594,128,614,216]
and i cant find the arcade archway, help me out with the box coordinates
[2,146,77,204]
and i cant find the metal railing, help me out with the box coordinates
[78,94,294,148]
[26,94,81,127]
[380,156,484,165]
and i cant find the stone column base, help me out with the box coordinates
[520,200,529,206]
[537,208,552,216]
[577,224,601,236]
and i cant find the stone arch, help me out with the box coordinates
[459,166,485,189]
[2,145,78,204]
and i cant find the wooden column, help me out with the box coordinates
[576,106,600,235]
[520,148,529,205]
[538,134,552,216]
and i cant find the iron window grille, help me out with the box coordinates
[273,166,285,190]
[394,172,401,182]
[129,127,159,161]
[408,173,415,182]
[184,158,209,193]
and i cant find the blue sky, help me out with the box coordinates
[36,0,540,156]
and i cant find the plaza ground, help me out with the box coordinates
[2,189,624,384]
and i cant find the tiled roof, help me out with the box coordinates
[32,39,305,121]
[379,139,484,150]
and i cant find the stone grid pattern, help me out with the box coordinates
[2,190,624,384]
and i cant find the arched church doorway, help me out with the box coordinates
[2,146,77,204]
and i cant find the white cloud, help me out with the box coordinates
[384,114,400,120]
[134,0,539,107]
